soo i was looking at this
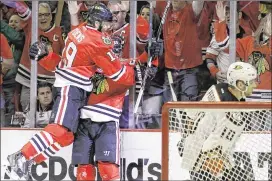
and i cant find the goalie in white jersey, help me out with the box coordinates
[178,62,258,180]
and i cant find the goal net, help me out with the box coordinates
[161,102,271,181]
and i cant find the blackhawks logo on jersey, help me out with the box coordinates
[102,36,112,45]
[92,73,109,94]
[248,51,270,76]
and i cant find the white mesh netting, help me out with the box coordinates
[167,107,271,181]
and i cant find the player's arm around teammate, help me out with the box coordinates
[5,3,134,181]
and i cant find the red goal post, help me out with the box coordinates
[161,102,272,181]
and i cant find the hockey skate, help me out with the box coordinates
[7,151,33,180]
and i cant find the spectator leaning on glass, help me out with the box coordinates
[0,13,25,123]
[22,82,53,128]
[1,1,64,111]
[159,1,204,102]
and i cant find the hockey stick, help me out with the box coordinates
[134,1,153,113]
[54,0,64,27]
[134,1,171,113]
[167,70,183,129]
[167,71,178,101]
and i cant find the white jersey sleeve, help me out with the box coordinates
[207,33,229,54]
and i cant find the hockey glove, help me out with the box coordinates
[67,1,82,15]
[111,34,125,55]
[29,41,48,61]
[145,38,164,58]
[140,65,158,80]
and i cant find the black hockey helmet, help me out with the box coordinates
[88,3,113,26]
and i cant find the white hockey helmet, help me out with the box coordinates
[227,62,257,92]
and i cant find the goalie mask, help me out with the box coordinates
[227,62,257,96]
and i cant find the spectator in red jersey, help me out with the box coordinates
[1,1,64,112]
[158,1,204,102]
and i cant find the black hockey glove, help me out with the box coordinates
[145,38,164,58]
[29,41,48,61]
[111,34,125,55]
[140,65,158,80]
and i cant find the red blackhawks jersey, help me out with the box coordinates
[163,4,203,70]
[113,23,136,59]
[80,78,129,122]
[41,24,135,92]
[80,18,150,122]
[15,3,64,87]
[39,25,136,122]
[80,54,156,123]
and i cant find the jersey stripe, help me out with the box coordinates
[81,104,122,122]
[57,67,91,81]
[108,65,126,82]
[54,68,93,91]
[54,86,69,125]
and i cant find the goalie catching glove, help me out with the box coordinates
[29,41,48,61]
[145,38,164,57]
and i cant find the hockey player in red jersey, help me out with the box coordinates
[21,33,162,181]
[6,3,135,180]
[72,36,162,181]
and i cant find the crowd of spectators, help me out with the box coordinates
[0,1,271,129]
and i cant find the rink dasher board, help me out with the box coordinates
[1,130,271,181]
